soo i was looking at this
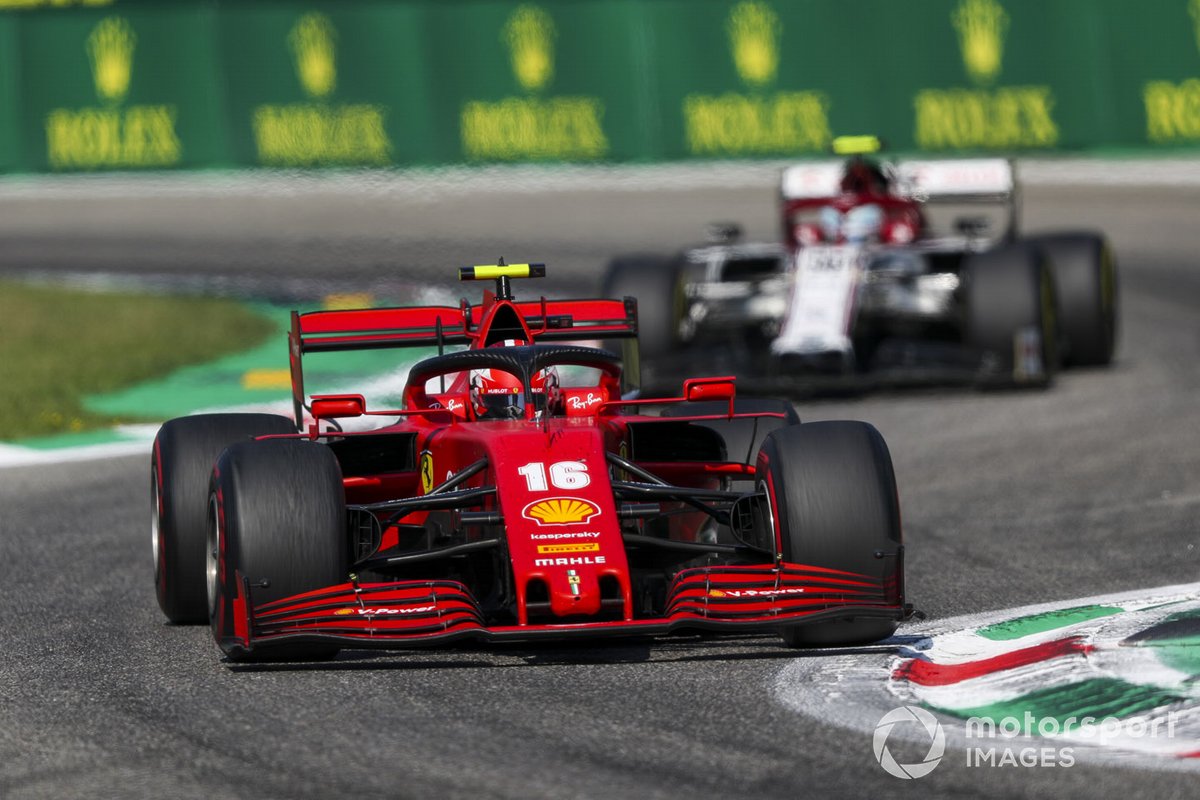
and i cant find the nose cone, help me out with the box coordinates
[548,565,601,617]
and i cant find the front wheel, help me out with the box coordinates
[209,439,348,661]
[756,421,903,647]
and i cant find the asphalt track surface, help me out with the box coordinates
[1,167,1198,799]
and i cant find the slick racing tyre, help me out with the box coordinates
[756,422,903,647]
[209,439,348,662]
[1028,232,1118,367]
[963,242,1058,388]
[602,255,683,361]
[152,413,295,623]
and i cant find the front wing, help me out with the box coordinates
[220,563,908,658]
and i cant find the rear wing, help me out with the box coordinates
[780,158,1014,201]
[288,296,639,425]
[893,158,1014,203]
[780,157,1018,237]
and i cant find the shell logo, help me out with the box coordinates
[522,497,600,526]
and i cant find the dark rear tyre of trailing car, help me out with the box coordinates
[208,439,349,662]
[963,242,1058,388]
[152,413,296,624]
[1028,232,1118,367]
[602,255,683,361]
[756,422,903,647]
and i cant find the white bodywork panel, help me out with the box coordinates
[771,245,862,357]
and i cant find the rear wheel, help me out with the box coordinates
[1029,232,1118,367]
[209,439,348,662]
[152,413,295,623]
[963,242,1058,387]
[756,422,903,647]
[602,255,682,361]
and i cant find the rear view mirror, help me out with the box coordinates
[683,376,736,403]
[311,394,366,420]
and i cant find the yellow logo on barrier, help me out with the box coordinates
[523,498,601,526]
[683,2,829,156]
[87,16,135,103]
[1143,1,1200,142]
[45,16,182,169]
[728,2,779,88]
[460,4,608,160]
[289,13,337,99]
[504,4,555,92]
[952,0,1008,86]
[912,0,1057,150]
[252,13,392,166]
[1190,0,1200,53]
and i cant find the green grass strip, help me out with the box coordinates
[85,303,434,420]
[976,605,1123,641]
[0,280,276,440]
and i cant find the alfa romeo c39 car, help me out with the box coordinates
[604,137,1118,394]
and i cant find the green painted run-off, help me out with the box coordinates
[975,605,1124,641]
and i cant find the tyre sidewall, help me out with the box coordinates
[209,439,348,660]
[1029,232,1117,367]
[756,421,902,646]
[153,413,294,623]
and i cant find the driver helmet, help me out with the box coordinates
[840,157,888,196]
[469,366,557,419]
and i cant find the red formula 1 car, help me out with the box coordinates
[151,264,909,661]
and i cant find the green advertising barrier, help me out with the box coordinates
[0,15,21,172]
[424,1,646,163]
[17,5,226,171]
[4,0,1200,174]
[219,4,437,168]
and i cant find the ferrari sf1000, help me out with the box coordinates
[151,264,910,661]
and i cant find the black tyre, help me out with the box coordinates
[662,398,800,466]
[756,422,903,647]
[209,439,348,661]
[1029,232,1118,367]
[152,413,295,623]
[602,255,682,361]
[963,242,1058,387]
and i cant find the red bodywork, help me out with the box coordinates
[218,272,905,656]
